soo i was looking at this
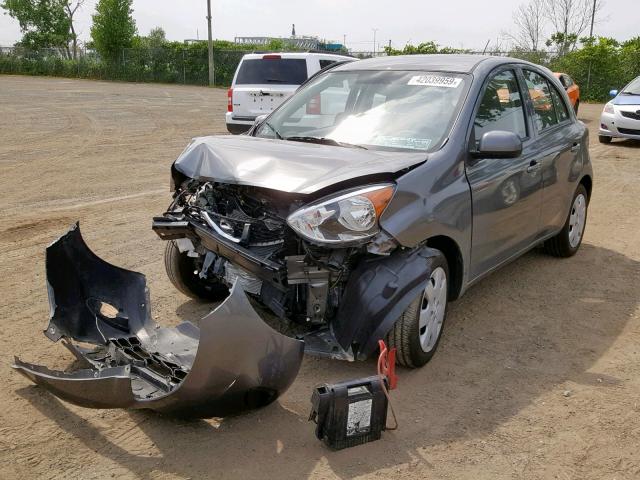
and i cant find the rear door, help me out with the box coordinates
[522,69,584,236]
[466,68,544,279]
[231,56,309,119]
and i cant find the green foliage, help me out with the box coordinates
[2,0,71,52]
[546,32,580,55]
[549,37,627,101]
[132,26,166,49]
[508,47,550,65]
[3,33,637,100]
[90,0,136,62]
[265,38,286,51]
[620,37,640,86]
[384,41,467,56]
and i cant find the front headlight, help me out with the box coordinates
[603,102,615,114]
[287,184,395,244]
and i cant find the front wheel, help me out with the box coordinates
[164,240,229,301]
[543,184,588,257]
[386,252,449,368]
[599,135,612,144]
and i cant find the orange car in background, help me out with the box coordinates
[554,72,580,114]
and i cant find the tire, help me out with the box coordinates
[543,184,588,258]
[164,240,229,301]
[599,135,612,144]
[573,100,579,115]
[386,251,449,368]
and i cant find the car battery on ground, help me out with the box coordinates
[309,340,398,450]
[309,375,389,450]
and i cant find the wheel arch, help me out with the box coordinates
[579,174,593,203]
[425,235,464,301]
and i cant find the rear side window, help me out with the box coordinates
[550,86,570,122]
[235,58,308,85]
[319,59,337,69]
[474,70,527,141]
[524,70,557,132]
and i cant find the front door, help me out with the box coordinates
[466,68,543,280]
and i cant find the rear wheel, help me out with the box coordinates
[573,100,579,115]
[387,252,449,368]
[599,135,612,144]
[543,185,588,258]
[164,240,228,301]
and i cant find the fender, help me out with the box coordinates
[333,246,440,359]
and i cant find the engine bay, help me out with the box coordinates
[163,180,366,331]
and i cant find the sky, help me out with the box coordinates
[0,0,638,51]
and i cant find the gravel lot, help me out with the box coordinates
[0,75,639,480]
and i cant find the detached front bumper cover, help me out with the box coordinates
[13,224,304,418]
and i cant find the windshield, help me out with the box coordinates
[254,70,470,152]
[622,76,640,95]
[236,58,308,85]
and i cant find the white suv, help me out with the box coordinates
[225,52,353,134]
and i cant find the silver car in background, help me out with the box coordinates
[599,75,640,143]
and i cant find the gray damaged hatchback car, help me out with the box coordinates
[15,55,592,417]
[157,54,592,364]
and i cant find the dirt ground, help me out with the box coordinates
[0,75,638,480]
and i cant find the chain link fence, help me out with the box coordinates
[0,46,246,87]
[1,45,638,100]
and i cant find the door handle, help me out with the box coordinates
[571,142,580,152]
[526,160,541,173]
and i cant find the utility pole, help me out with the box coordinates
[343,34,346,47]
[372,28,378,56]
[206,0,214,86]
[586,0,597,96]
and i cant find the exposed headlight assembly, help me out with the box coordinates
[603,102,615,114]
[287,184,395,245]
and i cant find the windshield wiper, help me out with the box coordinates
[621,91,640,95]
[265,78,287,83]
[284,136,368,149]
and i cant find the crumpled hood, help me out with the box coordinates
[173,135,427,194]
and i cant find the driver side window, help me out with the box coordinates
[474,70,527,144]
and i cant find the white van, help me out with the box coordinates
[225,52,353,134]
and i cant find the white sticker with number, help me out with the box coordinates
[346,399,372,436]
[408,75,463,88]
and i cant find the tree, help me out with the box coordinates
[507,0,545,51]
[146,27,166,48]
[543,0,604,54]
[1,0,84,57]
[132,26,167,49]
[90,0,136,62]
[63,0,84,58]
[384,41,466,56]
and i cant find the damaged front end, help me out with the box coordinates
[13,224,304,418]
[152,174,432,362]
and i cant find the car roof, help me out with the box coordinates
[241,52,352,60]
[332,54,532,73]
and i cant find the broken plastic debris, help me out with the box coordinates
[13,223,304,418]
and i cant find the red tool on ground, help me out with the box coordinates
[377,339,398,390]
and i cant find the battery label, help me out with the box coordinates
[347,399,372,436]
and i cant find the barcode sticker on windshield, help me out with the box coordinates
[408,75,462,88]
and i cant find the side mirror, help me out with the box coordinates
[609,89,619,98]
[473,131,523,159]
[247,114,268,135]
